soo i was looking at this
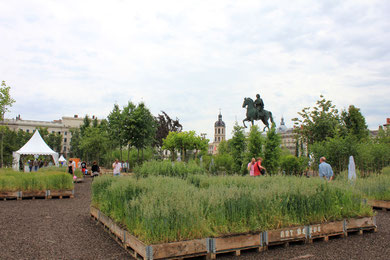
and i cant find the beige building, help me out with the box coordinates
[0,115,92,156]
[209,112,226,155]
[277,117,299,155]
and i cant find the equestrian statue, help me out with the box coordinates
[242,94,274,131]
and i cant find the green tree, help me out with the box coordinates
[230,122,246,173]
[0,81,16,167]
[217,140,230,154]
[292,95,341,145]
[131,102,156,163]
[69,128,82,158]
[246,125,264,160]
[107,104,125,161]
[341,105,369,141]
[162,131,178,161]
[79,126,109,164]
[263,124,281,175]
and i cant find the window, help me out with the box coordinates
[222,128,224,134]
[64,138,67,143]
[64,131,67,135]
[58,131,61,135]
[215,137,217,142]
[52,131,55,134]
[26,129,30,133]
[218,137,220,142]
[215,129,217,134]
[63,146,67,152]
[218,128,220,134]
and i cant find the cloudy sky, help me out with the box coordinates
[1,0,389,139]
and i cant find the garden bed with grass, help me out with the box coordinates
[0,168,74,200]
[91,175,375,259]
[356,173,390,211]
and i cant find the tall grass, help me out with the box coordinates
[0,168,73,191]
[92,175,372,244]
[133,160,205,178]
[337,166,390,201]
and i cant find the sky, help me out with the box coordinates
[1,0,389,140]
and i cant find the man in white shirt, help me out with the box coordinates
[112,159,122,176]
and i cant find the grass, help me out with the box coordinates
[133,160,205,178]
[337,166,390,201]
[92,175,372,244]
[0,167,74,192]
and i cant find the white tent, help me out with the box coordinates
[12,130,59,171]
[58,155,66,162]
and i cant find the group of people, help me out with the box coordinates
[25,159,52,172]
[112,159,130,176]
[247,156,334,181]
[67,160,100,178]
[247,157,266,176]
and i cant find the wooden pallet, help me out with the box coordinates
[0,190,74,200]
[368,200,390,211]
[91,206,377,260]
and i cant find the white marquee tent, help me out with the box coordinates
[12,130,59,171]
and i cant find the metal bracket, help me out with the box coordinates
[72,189,75,195]
[123,230,126,243]
[373,216,377,227]
[98,210,101,221]
[262,231,268,246]
[305,226,311,239]
[206,238,216,253]
[17,191,22,198]
[146,245,153,260]
[260,232,263,247]
[47,190,51,196]
[343,219,347,235]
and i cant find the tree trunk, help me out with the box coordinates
[127,144,131,170]
[1,131,3,168]
[137,148,140,164]
[141,149,144,162]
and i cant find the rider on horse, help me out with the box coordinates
[254,94,264,117]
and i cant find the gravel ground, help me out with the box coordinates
[1,177,389,260]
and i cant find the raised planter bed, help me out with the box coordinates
[1,190,74,200]
[368,200,390,211]
[90,206,377,260]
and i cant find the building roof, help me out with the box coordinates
[214,112,225,127]
[276,117,288,133]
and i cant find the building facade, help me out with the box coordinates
[208,112,226,155]
[0,115,91,157]
[276,117,299,155]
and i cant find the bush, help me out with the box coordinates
[280,155,308,176]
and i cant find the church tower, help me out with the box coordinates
[214,111,226,143]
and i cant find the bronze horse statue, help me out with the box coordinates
[242,97,274,131]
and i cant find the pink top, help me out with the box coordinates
[247,162,255,176]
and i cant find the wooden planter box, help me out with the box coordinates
[90,206,377,260]
[0,189,74,200]
[368,200,390,211]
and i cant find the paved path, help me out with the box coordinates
[1,177,389,260]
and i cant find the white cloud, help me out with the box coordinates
[0,0,389,140]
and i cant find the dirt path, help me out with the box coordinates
[1,177,389,260]
[0,177,131,260]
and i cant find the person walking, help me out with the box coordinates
[253,157,266,176]
[319,157,333,182]
[112,159,122,176]
[247,158,256,176]
[68,160,74,175]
